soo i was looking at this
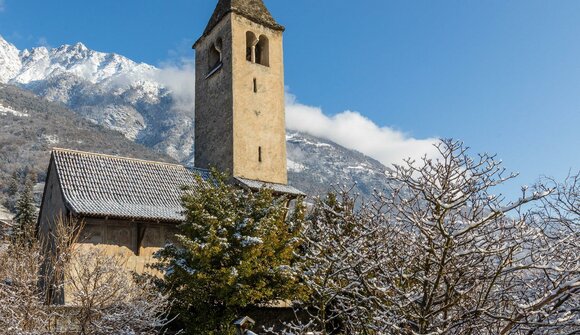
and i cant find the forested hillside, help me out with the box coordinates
[0,84,173,208]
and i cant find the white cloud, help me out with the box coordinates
[126,53,437,167]
[154,39,197,110]
[285,93,439,167]
[155,58,196,111]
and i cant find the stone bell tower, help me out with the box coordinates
[194,0,287,185]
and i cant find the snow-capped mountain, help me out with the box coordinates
[0,36,194,163]
[0,37,22,82]
[15,43,155,85]
[0,36,392,197]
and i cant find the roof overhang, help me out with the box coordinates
[233,177,305,197]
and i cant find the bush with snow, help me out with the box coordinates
[278,140,578,335]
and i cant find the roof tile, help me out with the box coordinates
[50,149,303,223]
[52,149,210,222]
[234,177,305,197]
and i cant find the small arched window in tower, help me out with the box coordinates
[255,35,269,67]
[208,38,223,73]
[253,78,257,93]
[246,31,258,62]
[258,146,262,163]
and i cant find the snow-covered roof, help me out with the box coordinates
[50,148,211,222]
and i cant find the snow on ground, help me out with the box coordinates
[0,103,29,117]
[0,204,13,222]
[287,132,332,148]
[42,134,60,145]
[288,159,306,173]
[346,164,376,174]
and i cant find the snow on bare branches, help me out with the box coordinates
[0,216,173,334]
[277,140,578,335]
[66,248,172,335]
[0,236,52,333]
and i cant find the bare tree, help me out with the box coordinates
[376,140,579,334]
[279,140,578,335]
[277,190,391,335]
[506,171,580,334]
[0,215,174,334]
[66,248,172,335]
[0,230,54,333]
[43,214,85,305]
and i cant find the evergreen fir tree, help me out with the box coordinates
[4,171,20,211]
[8,171,19,196]
[13,176,37,241]
[155,171,306,334]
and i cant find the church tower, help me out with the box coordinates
[194,0,288,185]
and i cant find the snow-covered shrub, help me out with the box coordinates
[0,237,53,334]
[279,140,578,335]
[0,215,173,335]
[66,248,172,335]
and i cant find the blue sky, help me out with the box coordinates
[1,0,579,199]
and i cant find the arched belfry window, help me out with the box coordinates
[208,38,223,72]
[246,32,269,67]
[246,31,258,62]
[256,35,269,67]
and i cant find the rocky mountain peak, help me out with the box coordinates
[2,38,156,87]
[0,35,22,83]
[72,42,88,52]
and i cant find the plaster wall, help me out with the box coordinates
[195,16,235,175]
[38,160,69,241]
[37,161,69,304]
[194,13,287,184]
[63,219,179,305]
[231,14,287,184]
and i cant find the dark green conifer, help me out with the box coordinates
[13,175,37,241]
[155,171,306,334]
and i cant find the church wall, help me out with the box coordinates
[63,218,179,305]
[38,160,69,243]
[38,160,70,304]
[77,218,179,273]
[231,14,287,184]
[195,15,235,175]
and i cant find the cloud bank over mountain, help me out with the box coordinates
[149,59,439,167]
[154,59,196,112]
[285,94,438,167]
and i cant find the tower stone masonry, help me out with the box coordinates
[194,0,288,185]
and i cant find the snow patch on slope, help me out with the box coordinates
[287,159,306,173]
[0,103,29,117]
[42,134,60,145]
[13,42,157,87]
